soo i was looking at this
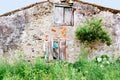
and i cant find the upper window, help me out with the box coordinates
[54,5,74,26]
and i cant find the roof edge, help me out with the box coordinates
[1,0,120,17]
[74,0,120,14]
[0,1,48,17]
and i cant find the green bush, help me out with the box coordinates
[75,18,112,46]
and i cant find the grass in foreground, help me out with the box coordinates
[0,56,120,80]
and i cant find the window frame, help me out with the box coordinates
[54,4,74,26]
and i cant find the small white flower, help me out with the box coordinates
[106,61,110,64]
[100,64,104,68]
[103,57,107,61]
[97,57,102,62]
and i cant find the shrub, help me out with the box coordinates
[75,18,112,46]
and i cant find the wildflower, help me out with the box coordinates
[100,64,104,68]
[97,57,102,62]
[103,57,107,61]
[106,61,110,64]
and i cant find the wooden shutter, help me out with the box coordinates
[54,5,74,26]
[54,6,64,24]
[64,7,73,26]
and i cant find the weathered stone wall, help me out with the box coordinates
[71,1,120,61]
[0,12,26,54]
[68,1,120,62]
[0,1,120,62]
[20,2,54,59]
[0,2,53,57]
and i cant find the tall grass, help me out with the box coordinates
[0,56,119,80]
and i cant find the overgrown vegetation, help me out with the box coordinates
[75,18,112,46]
[0,18,117,80]
[0,55,120,80]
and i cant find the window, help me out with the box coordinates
[54,5,74,26]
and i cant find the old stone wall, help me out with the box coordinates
[0,2,53,57]
[20,2,54,59]
[0,1,120,62]
[72,1,120,61]
[67,1,120,62]
[0,12,26,54]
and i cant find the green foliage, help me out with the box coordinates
[0,60,10,80]
[96,55,110,63]
[0,56,120,80]
[116,56,120,63]
[75,18,112,46]
[72,55,120,80]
